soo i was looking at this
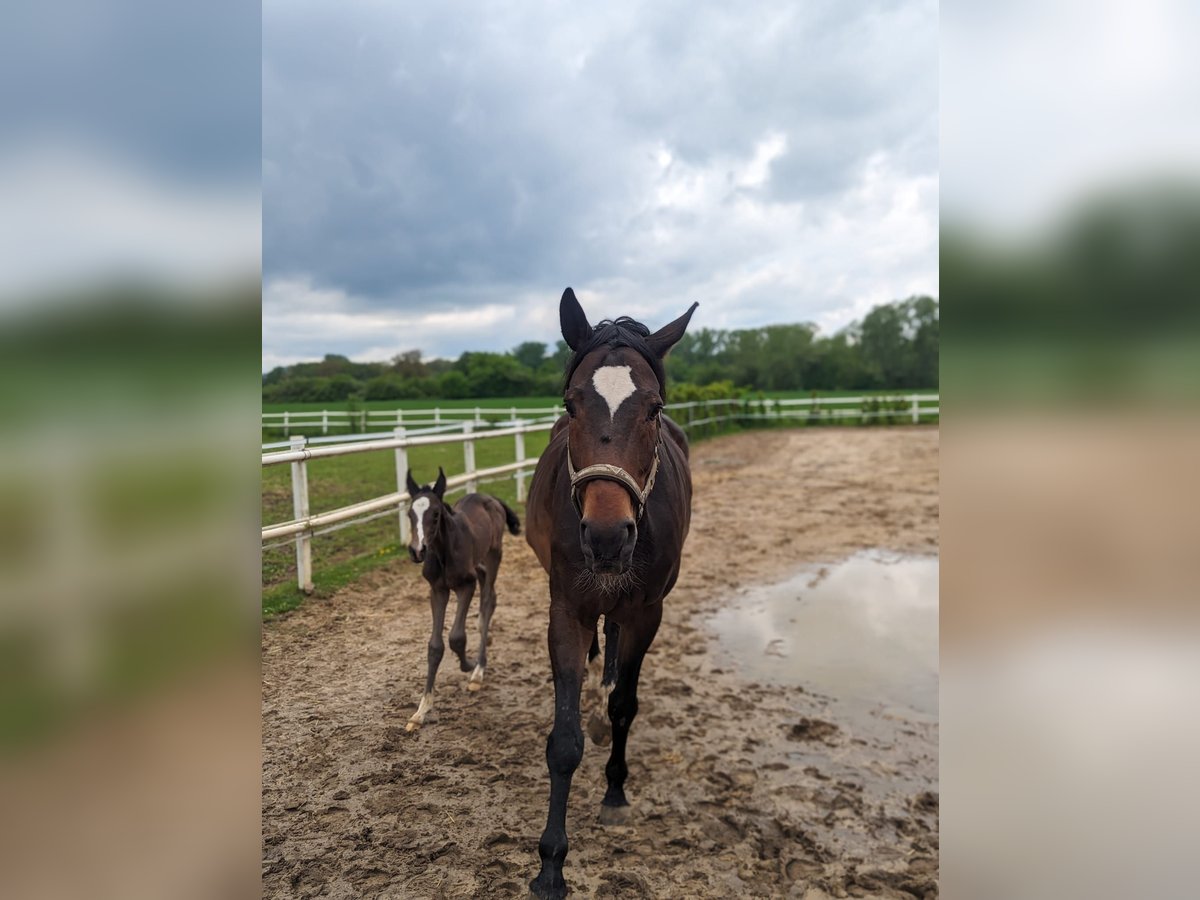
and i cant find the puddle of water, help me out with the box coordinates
[708,550,939,719]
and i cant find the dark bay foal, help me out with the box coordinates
[404,467,521,732]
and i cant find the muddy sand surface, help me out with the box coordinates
[263,427,940,898]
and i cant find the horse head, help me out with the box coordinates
[559,287,697,575]
[405,466,447,563]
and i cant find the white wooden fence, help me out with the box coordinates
[262,421,554,593]
[261,394,938,592]
[262,405,564,436]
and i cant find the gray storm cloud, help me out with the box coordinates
[263,0,938,364]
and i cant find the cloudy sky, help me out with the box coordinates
[263,0,937,369]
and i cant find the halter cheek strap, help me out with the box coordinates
[566,430,662,522]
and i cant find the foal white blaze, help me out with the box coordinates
[411,495,431,548]
[592,365,636,421]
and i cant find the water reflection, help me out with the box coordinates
[708,550,939,718]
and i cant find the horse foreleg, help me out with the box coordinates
[407,586,450,732]
[530,606,592,900]
[448,581,477,673]
[600,606,661,824]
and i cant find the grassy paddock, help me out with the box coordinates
[261,390,936,439]
[262,388,934,415]
[262,427,551,614]
[260,391,938,615]
[262,395,563,414]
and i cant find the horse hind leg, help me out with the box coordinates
[468,558,498,691]
[407,586,450,732]
[602,618,620,686]
[448,580,477,674]
[585,618,618,746]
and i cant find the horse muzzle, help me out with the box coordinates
[409,545,425,564]
[579,517,636,574]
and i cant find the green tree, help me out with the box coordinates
[512,341,547,369]
[437,370,470,398]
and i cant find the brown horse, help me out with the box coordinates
[525,288,697,898]
[403,467,521,732]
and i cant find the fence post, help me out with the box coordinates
[515,423,527,503]
[394,427,410,545]
[463,422,477,492]
[321,410,328,435]
[910,395,919,425]
[510,405,517,424]
[435,407,442,424]
[290,435,313,594]
[283,410,290,437]
[396,408,404,427]
[475,405,483,425]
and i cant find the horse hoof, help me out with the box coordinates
[467,680,482,692]
[598,802,631,826]
[586,710,610,746]
[405,720,422,732]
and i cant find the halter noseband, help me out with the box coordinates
[566,424,662,522]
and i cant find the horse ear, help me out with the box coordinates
[433,466,447,498]
[559,287,593,351]
[406,469,420,497]
[647,302,699,358]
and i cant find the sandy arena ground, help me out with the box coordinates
[262,427,940,898]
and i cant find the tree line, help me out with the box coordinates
[261,295,938,403]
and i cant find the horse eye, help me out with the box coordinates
[565,399,577,418]
[647,404,663,421]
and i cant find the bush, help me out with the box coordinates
[364,375,424,401]
[437,371,470,399]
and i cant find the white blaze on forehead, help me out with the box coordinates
[411,496,430,545]
[591,365,637,421]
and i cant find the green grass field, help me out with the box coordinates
[262,395,564,414]
[262,389,935,416]
[262,426,552,615]
[260,390,938,616]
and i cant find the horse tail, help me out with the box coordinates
[498,499,521,535]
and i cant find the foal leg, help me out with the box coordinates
[600,606,662,825]
[447,580,477,673]
[530,606,593,900]
[468,558,498,691]
[406,586,450,732]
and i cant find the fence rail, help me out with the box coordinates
[262,394,938,592]
[262,405,565,436]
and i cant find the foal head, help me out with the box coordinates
[405,467,448,563]
[559,288,697,575]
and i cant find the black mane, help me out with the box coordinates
[563,316,667,397]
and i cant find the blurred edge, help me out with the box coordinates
[0,1,261,898]
[0,283,263,900]
[941,1,1200,897]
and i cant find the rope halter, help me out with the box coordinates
[566,427,662,522]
